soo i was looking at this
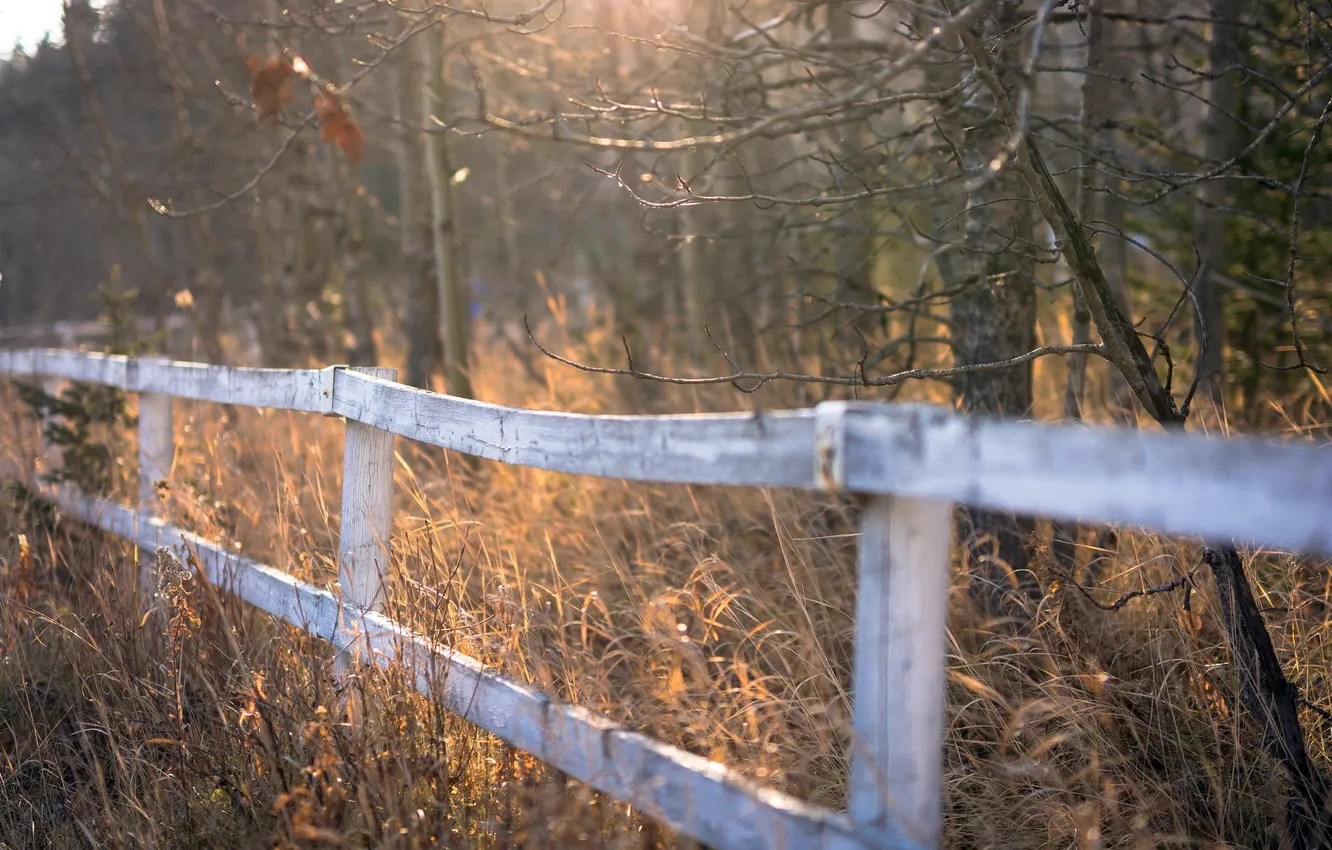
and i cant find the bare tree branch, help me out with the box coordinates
[526,315,1103,393]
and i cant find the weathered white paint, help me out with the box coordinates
[331,368,822,488]
[5,352,1332,556]
[815,401,854,491]
[337,367,397,692]
[124,358,330,411]
[45,485,910,850]
[319,365,345,415]
[138,391,174,511]
[840,403,1332,554]
[0,349,329,412]
[849,496,952,848]
[137,386,173,605]
[332,373,1332,554]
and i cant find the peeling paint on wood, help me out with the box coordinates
[0,349,329,411]
[850,496,952,847]
[840,404,1332,553]
[337,366,397,695]
[330,368,820,489]
[137,387,173,605]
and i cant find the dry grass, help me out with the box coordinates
[1,323,1329,849]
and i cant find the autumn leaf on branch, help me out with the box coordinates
[245,55,295,122]
[313,89,365,164]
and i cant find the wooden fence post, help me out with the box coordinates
[335,366,397,705]
[38,375,63,482]
[138,388,174,603]
[849,494,952,848]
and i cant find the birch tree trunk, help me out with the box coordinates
[421,26,473,399]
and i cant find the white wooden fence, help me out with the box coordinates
[1,349,1330,850]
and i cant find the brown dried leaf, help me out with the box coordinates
[314,90,364,163]
[314,91,344,141]
[247,55,294,122]
[337,121,365,164]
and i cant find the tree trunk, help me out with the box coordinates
[335,156,376,366]
[1059,0,1128,571]
[1204,546,1329,848]
[316,35,377,367]
[601,0,642,339]
[421,26,473,399]
[827,1,880,338]
[1066,0,1120,425]
[951,1,1038,615]
[1193,0,1244,407]
[252,193,287,366]
[495,148,524,297]
[396,51,440,389]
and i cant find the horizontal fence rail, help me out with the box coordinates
[2,347,1331,850]
[5,348,1331,550]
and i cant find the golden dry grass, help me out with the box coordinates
[0,321,1329,849]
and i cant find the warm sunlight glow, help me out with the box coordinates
[0,0,106,57]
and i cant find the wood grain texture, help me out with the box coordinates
[338,367,397,614]
[138,391,174,510]
[44,485,912,850]
[330,369,821,488]
[840,403,1332,553]
[137,389,174,603]
[3,353,1331,554]
[337,367,397,695]
[849,496,953,848]
[0,349,330,412]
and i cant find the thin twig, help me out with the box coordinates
[1069,570,1197,612]
[525,315,1105,392]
